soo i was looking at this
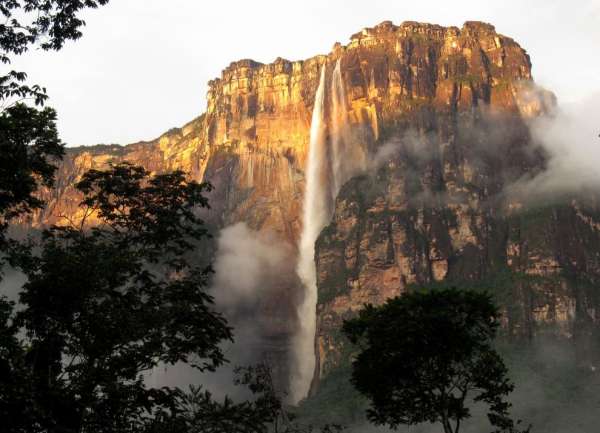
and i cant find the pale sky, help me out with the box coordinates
[10,0,600,147]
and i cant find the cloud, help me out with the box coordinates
[369,129,438,170]
[149,222,299,400]
[506,91,600,201]
[212,222,294,309]
[367,90,600,210]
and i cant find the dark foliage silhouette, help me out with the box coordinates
[150,363,343,433]
[0,104,63,245]
[0,0,111,260]
[343,288,531,433]
[1,163,232,432]
[0,0,111,107]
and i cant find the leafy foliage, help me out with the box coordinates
[0,71,48,108]
[75,163,213,264]
[151,363,344,433]
[0,0,109,55]
[343,288,530,433]
[0,296,38,433]
[0,0,110,107]
[0,0,109,256]
[0,103,63,226]
[2,163,232,432]
[0,102,64,266]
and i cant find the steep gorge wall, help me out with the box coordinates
[24,20,600,393]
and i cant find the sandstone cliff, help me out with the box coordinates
[26,20,599,392]
[35,21,548,240]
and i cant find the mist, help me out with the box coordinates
[150,222,298,400]
[212,222,294,310]
[507,91,600,201]
[337,339,600,433]
[366,89,600,212]
[0,267,26,304]
[369,129,438,170]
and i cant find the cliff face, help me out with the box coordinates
[36,21,546,239]
[28,20,599,391]
[314,139,600,379]
[310,23,600,383]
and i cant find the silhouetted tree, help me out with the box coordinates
[0,104,63,247]
[0,0,111,256]
[150,363,343,433]
[1,0,110,107]
[343,288,530,433]
[2,163,232,432]
[0,296,38,432]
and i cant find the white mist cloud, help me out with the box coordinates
[368,90,600,205]
[507,92,600,200]
[369,129,438,169]
[210,223,298,398]
[150,222,297,400]
[530,94,600,190]
[212,222,292,308]
[369,137,403,169]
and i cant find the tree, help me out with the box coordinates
[1,0,110,108]
[150,363,344,433]
[0,103,64,246]
[0,296,39,433]
[3,163,232,432]
[342,288,530,433]
[0,0,111,256]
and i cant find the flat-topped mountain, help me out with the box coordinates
[24,21,599,398]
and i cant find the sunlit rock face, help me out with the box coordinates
[26,20,600,392]
[36,21,543,238]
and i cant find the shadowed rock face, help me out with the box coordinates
[314,118,600,384]
[23,20,600,391]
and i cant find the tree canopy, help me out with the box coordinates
[0,0,110,253]
[1,0,110,107]
[2,163,232,432]
[0,103,63,240]
[343,288,530,433]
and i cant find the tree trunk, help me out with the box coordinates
[441,417,454,433]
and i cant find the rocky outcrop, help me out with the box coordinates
[24,20,599,392]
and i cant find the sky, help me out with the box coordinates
[9,0,600,147]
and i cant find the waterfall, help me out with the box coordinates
[331,58,348,196]
[291,64,328,404]
[331,58,367,195]
[291,59,367,403]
